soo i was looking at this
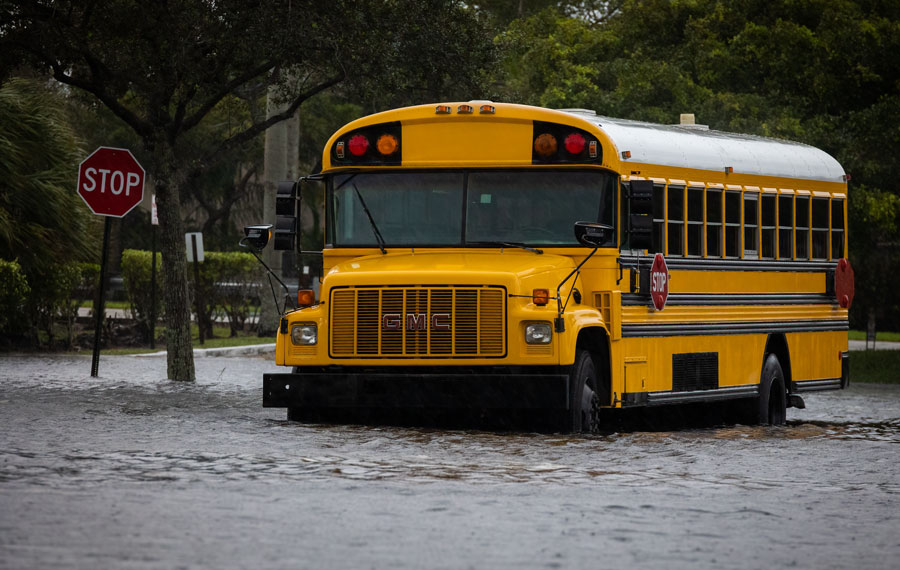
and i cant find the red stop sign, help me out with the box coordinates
[77,147,145,217]
[650,253,669,311]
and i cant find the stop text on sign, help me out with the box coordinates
[80,167,142,196]
[651,271,667,293]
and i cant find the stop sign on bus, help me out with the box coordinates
[77,147,145,217]
[650,252,669,310]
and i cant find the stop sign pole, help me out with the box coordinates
[77,147,145,377]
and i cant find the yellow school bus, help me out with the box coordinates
[257,102,853,432]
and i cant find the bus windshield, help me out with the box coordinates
[328,170,615,247]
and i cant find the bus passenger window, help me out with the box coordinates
[795,195,810,259]
[811,198,829,259]
[706,189,722,257]
[725,191,741,257]
[652,183,665,253]
[667,185,684,256]
[760,194,776,259]
[778,195,793,259]
[832,199,845,259]
[687,187,703,256]
[744,193,759,258]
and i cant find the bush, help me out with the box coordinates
[188,251,262,338]
[0,259,30,337]
[60,263,99,348]
[123,249,262,342]
[23,262,98,348]
[121,249,165,343]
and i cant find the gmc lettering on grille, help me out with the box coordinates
[382,313,451,331]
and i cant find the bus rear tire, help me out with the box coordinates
[743,353,787,426]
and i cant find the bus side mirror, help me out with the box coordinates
[627,180,653,250]
[574,221,613,247]
[274,180,299,251]
[242,224,273,251]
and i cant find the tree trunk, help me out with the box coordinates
[152,144,196,381]
[258,88,299,336]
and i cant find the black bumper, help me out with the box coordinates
[263,369,570,410]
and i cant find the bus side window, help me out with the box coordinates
[652,183,665,253]
[796,195,810,259]
[760,194,776,259]
[743,192,759,258]
[778,194,793,259]
[706,188,722,257]
[725,190,741,257]
[811,197,829,259]
[667,185,684,256]
[687,187,703,256]
[831,199,845,259]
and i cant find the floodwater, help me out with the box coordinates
[0,354,898,570]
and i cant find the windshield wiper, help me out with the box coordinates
[468,241,544,254]
[351,182,387,254]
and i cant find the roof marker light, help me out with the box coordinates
[435,105,452,114]
[725,166,733,174]
[621,150,632,159]
[336,141,345,159]
[589,140,598,158]
[458,104,474,114]
[479,104,495,114]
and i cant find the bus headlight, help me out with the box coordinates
[525,322,552,344]
[291,324,317,345]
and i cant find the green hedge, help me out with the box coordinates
[0,259,30,336]
[121,249,164,343]
[850,351,900,384]
[0,260,97,347]
[122,249,262,340]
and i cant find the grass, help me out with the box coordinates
[104,324,275,355]
[849,350,900,384]
[848,330,900,342]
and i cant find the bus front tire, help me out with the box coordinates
[567,350,599,433]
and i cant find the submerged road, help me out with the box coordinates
[1,354,898,569]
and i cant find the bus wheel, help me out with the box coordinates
[753,354,787,426]
[568,350,599,433]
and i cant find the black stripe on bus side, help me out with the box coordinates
[621,385,759,407]
[621,319,848,338]
[793,378,843,392]
[621,293,834,306]
[618,257,837,273]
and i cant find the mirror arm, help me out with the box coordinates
[554,246,598,332]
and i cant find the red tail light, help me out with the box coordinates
[564,133,586,155]
[348,135,369,157]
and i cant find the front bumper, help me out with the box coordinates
[263,368,570,410]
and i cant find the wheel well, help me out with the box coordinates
[576,327,612,406]
[764,334,792,391]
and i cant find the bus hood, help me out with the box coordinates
[323,250,577,290]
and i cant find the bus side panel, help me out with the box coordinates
[621,334,769,393]
[786,330,847,382]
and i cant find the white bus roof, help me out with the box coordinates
[559,109,846,183]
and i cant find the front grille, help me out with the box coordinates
[329,286,506,358]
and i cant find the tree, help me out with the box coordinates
[0,78,97,273]
[1,0,496,379]
[495,0,900,329]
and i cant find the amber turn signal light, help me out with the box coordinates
[297,289,316,307]
[532,288,550,306]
